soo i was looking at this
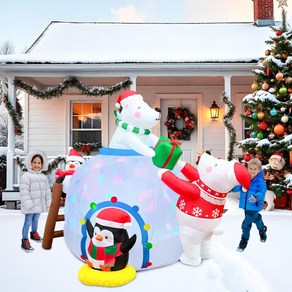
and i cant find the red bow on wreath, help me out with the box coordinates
[81,145,91,155]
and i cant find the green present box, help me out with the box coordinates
[152,136,183,170]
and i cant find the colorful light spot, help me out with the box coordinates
[145,242,153,249]
[80,218,85,225]
[144,224,150,231]
[111,196,118,203]
[132,205,139,212]
[90,202,97,209]
[98,175,103,184]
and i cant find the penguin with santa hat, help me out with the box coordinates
[85,207,137,272]
[55,148,84,199]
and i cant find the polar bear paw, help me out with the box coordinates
[179,253,202,266]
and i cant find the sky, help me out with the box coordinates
[0,193,291,292]
[0,0,291,53]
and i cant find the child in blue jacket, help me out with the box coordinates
[232,158,267,252]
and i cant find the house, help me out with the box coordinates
[0,0,280,206]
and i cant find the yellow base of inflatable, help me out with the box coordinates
[78,264,136,287]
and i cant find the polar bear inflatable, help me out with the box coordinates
[158,153,251,266]
[263,190,276,211]
[109,90,161,157]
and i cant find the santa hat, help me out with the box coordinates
[96,208,132,229]
[66,148,84,163]
[115,90,143,109]
[270,152,284,160]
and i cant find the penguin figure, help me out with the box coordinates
[86,208,137,271]
[55,148,84,199]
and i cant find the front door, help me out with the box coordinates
[160,98,199,165]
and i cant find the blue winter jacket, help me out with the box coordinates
[232,170,267,211]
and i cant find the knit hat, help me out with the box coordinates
[96,208,132,229]
[115,90,143,109]
[66,148,84,163]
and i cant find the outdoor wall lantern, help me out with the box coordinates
[210,101,220,121]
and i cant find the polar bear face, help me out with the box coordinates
[198,153,250,193]
[117,98,161,129]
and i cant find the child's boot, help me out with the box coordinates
[30,231,43,242]
[21,239,34,252]
[237,236,248,252]
[259,226,267,242]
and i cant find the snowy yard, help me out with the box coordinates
[0,195,291,292]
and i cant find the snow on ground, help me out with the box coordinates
[0,195,291,292]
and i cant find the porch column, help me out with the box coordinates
[6,77,16,190]
[224,75,231,160]
[129,75,137,91]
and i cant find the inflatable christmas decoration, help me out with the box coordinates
[55,148,84,199]
[158,152,250,266]
[78,207,137,286]
[64,90,184,286]
[109,90,161,157]
[268,152,285,171]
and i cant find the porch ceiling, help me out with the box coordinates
[17,75,253,92]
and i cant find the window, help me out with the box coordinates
[71,102,102,144]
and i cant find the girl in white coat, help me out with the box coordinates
[20,151,51,252]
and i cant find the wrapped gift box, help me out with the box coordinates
[152,136,183,170]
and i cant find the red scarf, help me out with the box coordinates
[88,241,122,266]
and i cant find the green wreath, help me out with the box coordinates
[164,107,196,140]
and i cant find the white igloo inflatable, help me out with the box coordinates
[64,148,183,270]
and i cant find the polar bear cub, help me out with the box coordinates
[109,90,161,157]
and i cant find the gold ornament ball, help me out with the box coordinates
[257,112,265,119]
[251,82,258,91]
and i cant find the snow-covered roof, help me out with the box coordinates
[0,21,278,65]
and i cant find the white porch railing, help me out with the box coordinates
[2,155,91,208]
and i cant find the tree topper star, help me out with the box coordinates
[276,0,288,8]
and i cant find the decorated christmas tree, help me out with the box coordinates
[236,5,292,208]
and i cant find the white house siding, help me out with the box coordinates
[24,79,251,159]
[27,94,66,155]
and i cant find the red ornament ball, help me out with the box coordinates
[259,121,268,130]
[276,30,282,36]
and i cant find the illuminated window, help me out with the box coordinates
[71,102,102,144]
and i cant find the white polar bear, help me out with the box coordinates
[158,153,251,266]
[109,90,161,157]
[263,190,276,211]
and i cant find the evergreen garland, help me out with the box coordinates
[73,142,102,155]
[4,77,132,136]
[221,92,236,161]
[13,77,132,99]
[2,95,23,135]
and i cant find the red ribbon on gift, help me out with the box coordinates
[155,137,182,168]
